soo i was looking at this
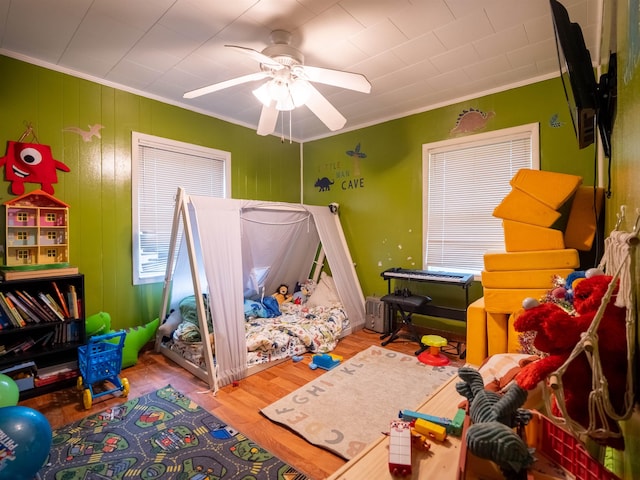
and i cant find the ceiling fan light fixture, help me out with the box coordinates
[289,79,311,107]
[276,97,295,111]
[252,83,273,107]
[267,78,290,103]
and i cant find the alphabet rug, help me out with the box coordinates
[261,345,458,459]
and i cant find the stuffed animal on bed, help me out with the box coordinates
[292,280,315,305]
[272,284,292,305]
[514,273,628,450]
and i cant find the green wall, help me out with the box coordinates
[303,78,596,302]
[0,55,301,330]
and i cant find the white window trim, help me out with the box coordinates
[131,132,231,285]
[422,123,540,275]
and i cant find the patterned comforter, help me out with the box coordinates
[245,302,347,366]
[165,301,348,368]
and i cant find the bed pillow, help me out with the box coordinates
[307,272,340,307]
[179,295,213,331]
[158,309,182,337]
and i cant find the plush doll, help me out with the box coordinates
[0,141,70,195]
[272,284,292,305]
[514,274,628,450]
[456,366,534,479]
[292,280,315,305]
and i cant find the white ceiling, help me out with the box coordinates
[0,0,604,142]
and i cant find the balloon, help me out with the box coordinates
[0,374,19,407]
[0,406,52,480]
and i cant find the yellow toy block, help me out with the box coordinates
[414,418,447,442]
[510,168,582,209]
[493,187,561,227]
[481,268,574,289]
[507,312,522,353]
[466,297,487,366]
[564,186,605,251]
[483,249,580,271]
[503,220,565,252]
[483,287,549,314]
[486,311,509,355]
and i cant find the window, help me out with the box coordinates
[423,123,539,275]
[46,213,56,222]
[17,212,27,223]
[132,132,231,285]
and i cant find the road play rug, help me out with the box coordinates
[261,345,459,460]
[39,385,308,479]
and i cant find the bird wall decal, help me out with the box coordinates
[63,124,104,142]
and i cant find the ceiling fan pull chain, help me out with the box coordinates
[280,111,285,143]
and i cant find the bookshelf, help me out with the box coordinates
[0,273,85,399]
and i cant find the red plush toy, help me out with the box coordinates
[514,274,628,450]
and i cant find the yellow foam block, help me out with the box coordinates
[507,312,522,353]
[483,287,549,314]
[503,220,565,252]
[564,186,605,251]
[493,188,561,227]
[481,268,574,289]
[466,297,487,366]
[510,168,582,209]
[483,249,580,271]
[486,311,509,355]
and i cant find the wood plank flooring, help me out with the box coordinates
[19,329,465,480]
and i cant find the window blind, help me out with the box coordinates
[132,132,230,284]
[423,124,538,274]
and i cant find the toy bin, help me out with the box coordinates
[77,330,130,409]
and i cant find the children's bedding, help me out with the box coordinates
[161,295,348,369]
[245,302,347,366]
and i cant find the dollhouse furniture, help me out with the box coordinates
[3,190,70,267]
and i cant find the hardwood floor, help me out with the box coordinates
[19,329,465,480]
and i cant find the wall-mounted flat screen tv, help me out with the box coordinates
[550,0,616,158]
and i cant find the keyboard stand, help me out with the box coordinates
[380,294,431,352]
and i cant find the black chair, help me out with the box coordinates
[380,292,431,353]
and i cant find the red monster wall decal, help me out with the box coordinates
[0,141,70,195]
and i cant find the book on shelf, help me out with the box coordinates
[0,266,79,281]
[38,293,65,322]
[51,281,71,318]
[5,292,41,324]
[0,292,26,327]
[15,290,56,322]
[0,294,18,328]
[67,285,80,319]
[0,305,12,329]
[45,293,65,318]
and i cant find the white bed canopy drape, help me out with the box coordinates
[158,188,365,392]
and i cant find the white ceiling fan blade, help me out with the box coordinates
[183,72,269,99]
[299,65,371,93]
[303,82,346,131]
[225,45,284,70]
[256,102,279,136]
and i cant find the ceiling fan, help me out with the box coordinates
[183,30,372,136]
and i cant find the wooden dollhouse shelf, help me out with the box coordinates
[3,190,70,268]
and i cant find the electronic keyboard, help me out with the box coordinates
[381,268,474,287]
